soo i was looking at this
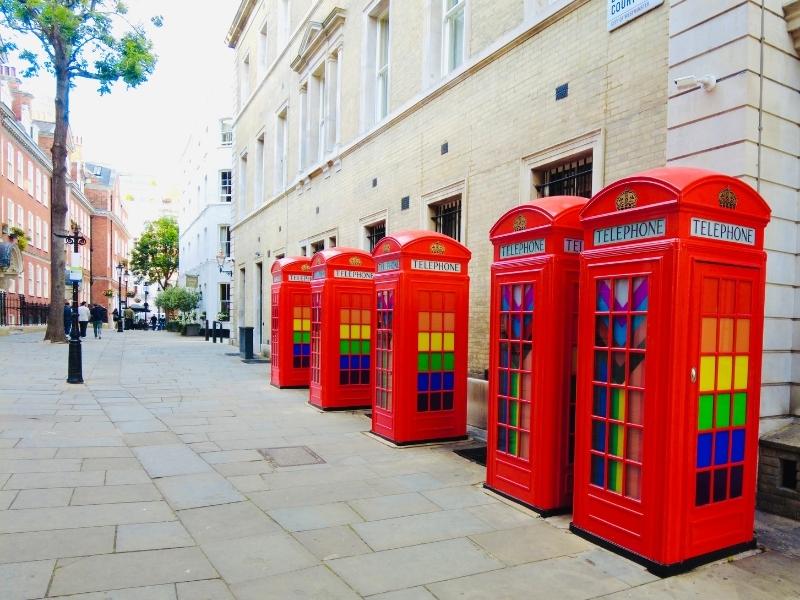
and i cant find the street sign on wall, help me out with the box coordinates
[607,0,663,31]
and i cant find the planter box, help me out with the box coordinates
[183,323,201,337]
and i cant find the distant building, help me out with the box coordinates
[178,116,234,331]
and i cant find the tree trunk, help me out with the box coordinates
[43,60,70,342]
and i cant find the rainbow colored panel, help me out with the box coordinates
[417,309,456,413]
[339,307,371,385]
[292,306,311,368]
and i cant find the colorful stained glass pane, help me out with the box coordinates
[524,284,534,311]
[592,420,606,452]
[609,424,623,456]
[497,426,507,451]
[511,316,522,338]
[430,353,442,370]
[698,395,713,430]
[520,373,532,401]
[340,324,350,339]
[699,357,716,392]
[713,468,728,502]
[632,277,648,310]
[520,401,531,429]
[510,372,520,397]
[444,313,455,331]
[696,471,711,506]
[519,432,530,460]
[629,354,645,387]
[508,429,519,455]
[611,388,625,420]
[597,280,611,312]
[443,333,455,351]
[431,333,442,351]
[431,312,443,331]
[591,454,604,487]
[736,319,750,353]
[731,429,745,462]
[701,318,717,354]
[717,356,732,390]
[732,393,746,426]
[714,431,730,465]
[499,343,508,367]
[512,285,523,310]
[730,465,744,498]
[523,315,533,341]
[716,394,731,427]
[613,316,627,347]
[509,400,519,426]
[498,398,508,424]
[340,340,350,354]
[611,352,626,384]
[719,319,734,353]
[418,353,429,371]
[697,433,712,468]
[418,333,430,351]
[734,356,748,389]
[613,279,629,311]
[594,352,608,382]
[593,386,607,417]
[501,287,511,311]
[626,427,642,462]
[595,316,609,347]
[625,464,641,500]
[511,345,521,369]
[608,460,623,493]
[631,316,647,349]
[444,353,455,370]
[628,390,643,425]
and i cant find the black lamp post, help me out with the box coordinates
[55,223,87,384]
[115,263,125,332]
[143,281,150,331]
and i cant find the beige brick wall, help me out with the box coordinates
[229,0,669,373]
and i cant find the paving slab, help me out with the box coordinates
[49,547,218,596]
[81,457,142,471]
[293,525,373,560]
[201,532,319,584]
[268,501,364,532]
[133,444,212,478]
[70,483,161,505]
[422,485,498,509]
[154,472,244,510]
[0,559,54,600]
[469,522,594,566]
[105,469,152,485]
[348,492,441,521]
[4,471,105,490]
[46,584,177,599]
[231,565,361,600]
[366,588,438,600]
[328,538,504,596]
[55,447,134,459]
[9,487,72,509]
[178,501,281,544]
[0,501,175,533]
[0,489,17,509]
[426,554,630,599]
[353,508,495,551]
[116,520,195,552]
[116,419,169,434]
[0,526,114,564]
[176,579,234,600]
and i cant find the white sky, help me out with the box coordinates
[19,0,238,186]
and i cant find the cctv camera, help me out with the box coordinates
[674,74,716,92]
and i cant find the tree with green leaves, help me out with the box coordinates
[130,216,178,291]
[0,1,161,342]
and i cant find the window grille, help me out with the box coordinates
[431,196,461,242]
[536,155,593,199]
[366,221,386,252]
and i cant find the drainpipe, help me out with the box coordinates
[756,0,766,192]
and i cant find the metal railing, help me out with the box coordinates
[0,292,49,326]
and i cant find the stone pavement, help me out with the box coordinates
[0,330,798,600]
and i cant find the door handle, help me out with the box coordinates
[690,367,697,384]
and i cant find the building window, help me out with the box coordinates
[255,134,265,205]
[310,240,325,254]
[26,161,33,195]
[443,0,466,74]
[299,84,308,171]
[43,268,48,299]
[42,221,48,252]
[239,153,248,213]
[376,14,390,121]
[258,20,269,76]
[220,170,232,202]
[275,106,288,193]
[16,151,23,188]
[220,119,233,146]
[42,176,48,206]
[278,0,290,48]
[6,142,13,182]
[365,221,386,251]
[239,54,251,107]
[535,154,593,198]
[220,283,231,316]
[35,217,41,249]
[6,199,14,226]
[27,211,33,240]
[313,66,326,163]
[35,169,41,201]
[431,196,462,241]
[219,226,231,257]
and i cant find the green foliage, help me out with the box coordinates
[0,0,161,94]
[9,225,27,251]
[154,286,200,322]
[130,217,179,291]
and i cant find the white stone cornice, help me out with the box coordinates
[785,1,800,54]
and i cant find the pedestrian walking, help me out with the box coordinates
[78,302,91,338]
[90,303,105,339]
[63,301,73,339]
[124,306,134,331]
[150,315,157,330]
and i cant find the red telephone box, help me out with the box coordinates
[270,257,312,388]
[486,196,587,515]
[571,167,771,575]
[309,248,376,410]
[371,231,471,444]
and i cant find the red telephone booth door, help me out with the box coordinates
[580,259,665,554]
[373,285,396,438]
[492,271,538,488]
[686,261,761,557]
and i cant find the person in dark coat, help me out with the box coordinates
[90,304,105,339]
[63,301,73,339]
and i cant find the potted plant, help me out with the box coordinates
[103,289,114,298]
[9,226,28,251]
[217,311,230,322]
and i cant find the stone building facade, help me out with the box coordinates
[227,0,800,422]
